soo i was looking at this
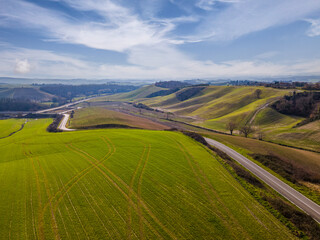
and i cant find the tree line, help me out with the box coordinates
[0,98,45,111]
[40,84,138,100]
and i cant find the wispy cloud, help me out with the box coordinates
[306,18,320,37]
[196,0,240,11]
[0,0,320,79]
[198,0,320,41]
[0,0,179,52]
[1,45,320,80]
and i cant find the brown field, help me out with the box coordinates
[70,106,169,130]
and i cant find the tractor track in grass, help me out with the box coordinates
[70,140,176,239]
[23,150,59,240]
[127,144,147,240]
[171,137,253,239]
[137,144,151,240]
[36,156,61,240]
[38,137,114,239]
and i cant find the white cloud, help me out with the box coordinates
[1,45,320,80]
[196,0,240,11]
[14,59,31,74]
[0,0,174,52]
[0,0,320,80]
[254,51,279,60]
[198,0,320,41]
[306,18,320,37]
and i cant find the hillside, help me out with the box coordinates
[0,87,55,101]
[103,84,320,150]
[100,85,167,101]
[69,107,169,130]
[112,86,291,126]
[0,119,295,239]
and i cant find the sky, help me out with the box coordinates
[0,0,320,80]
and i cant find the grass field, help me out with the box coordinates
[0,119,295,239]
[69,107,169,130]
[0,118,25,138]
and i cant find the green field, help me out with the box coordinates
[0,118,25,138]
[0,119,295,239]
[69,107,168,130]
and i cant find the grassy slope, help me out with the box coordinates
[0,119,25,138]
[0,119,295,239]
[138,86,291,128]
[110,85,319,150]
[253,107,320,151]
[0,87,54,101]
[92,85,167,102]
[69,107,169,130]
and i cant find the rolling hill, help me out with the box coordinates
[100,84,319,151]
[0,87,55,102]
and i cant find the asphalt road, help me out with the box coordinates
[36,97,94,114]
[204,137,320,223]
[58,114,74,131]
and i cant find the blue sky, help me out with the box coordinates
[0,0,320,80]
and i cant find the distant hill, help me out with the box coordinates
[0,87,55,102]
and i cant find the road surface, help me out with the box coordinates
[58,114,74,131]
[36,97,94,114]
[204,137,320,223]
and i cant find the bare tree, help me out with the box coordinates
[256,127,264,140]
[226,121,237,135]
[166,112,172,120]
[240,125,254,138]
[254,89,262,99]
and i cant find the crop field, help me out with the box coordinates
[69,107,169,130]
[0,118,25,138]
[0,119,295,239]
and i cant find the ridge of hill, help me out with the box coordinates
[0,87,55,101]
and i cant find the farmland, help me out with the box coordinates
[0,119,295,239]
[0,118,25,138]
[69,107,169,130]
[99,85,320,151]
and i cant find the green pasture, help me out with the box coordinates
[0,119,295,239]
[0,118,25,138]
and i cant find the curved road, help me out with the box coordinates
[58,114,74,131]
[36,97,94,114]
[204,137,320,223]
